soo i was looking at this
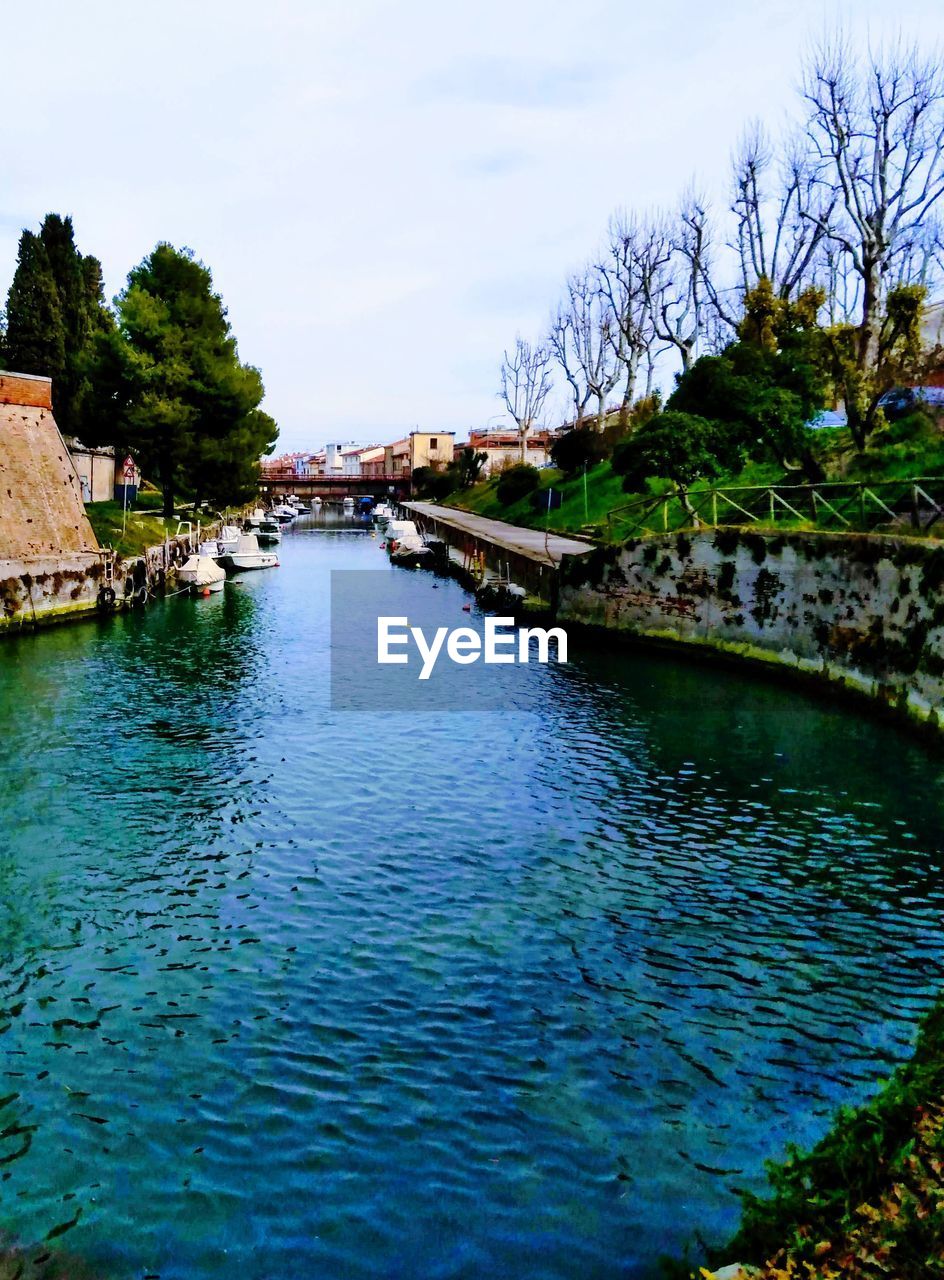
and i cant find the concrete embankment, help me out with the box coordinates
[558,528,944,735]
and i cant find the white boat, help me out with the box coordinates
[270,504,298,523]
[384,520,432,565]
[312,497,322,508]
[218,525,241,555]
[221,532,280,572]
[244,508,267,530]
[342,496,354,514]
[373,502,394,525]
[198,525,241,560]
[254,517,282,545]
[178,554,226,594]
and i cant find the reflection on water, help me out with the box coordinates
[0,526,942,1280]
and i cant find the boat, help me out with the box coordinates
[270,504,298,523]
[244,508,267,530]
[199,525,241,560]
[372,502,394,525]
[342,496,355,514]
[384,520,433,566]
[255,517,282,546]
[312,497,322,509]
[220,532,280,573]
[177,554,226,594]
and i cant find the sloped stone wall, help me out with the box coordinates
[559,529,944,733]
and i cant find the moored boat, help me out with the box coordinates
[221,532,280,572]
[177,554,226,594]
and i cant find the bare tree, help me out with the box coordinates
[548,269,620,432]
[729,123,833,308]
[595,212,655,414]
[548,302,593,427]
[499,336,553,462]
[801,32,944,368]
[640,197,718,375]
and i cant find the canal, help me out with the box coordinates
[1,518,943,1279]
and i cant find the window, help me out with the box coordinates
[429,438,438,450]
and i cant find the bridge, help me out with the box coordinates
[259,469,412,500]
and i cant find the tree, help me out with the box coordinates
[550,269,620,431]
[639,198,720,376]
[548,301,593,426]
[612,411,728,513]
[668,281,828,478]
[596,213,655,416]
[99,244,278,514]
[3,215,114,436]
[550,423,607,474]
[450,446,488,489]
[800,34,944,437]
[499,335,553,461]
[2,232,66,389]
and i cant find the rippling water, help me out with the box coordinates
[1,519,943,1279]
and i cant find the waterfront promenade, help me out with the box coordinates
[402,501,592,567]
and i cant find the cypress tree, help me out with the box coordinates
[3,231,66,389]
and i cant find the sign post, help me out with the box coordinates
[121,456,135,535]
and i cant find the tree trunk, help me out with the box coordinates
[857,253,882,372]
[597,393,607,433]
[161,456,175,517]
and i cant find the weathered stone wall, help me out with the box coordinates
[0,372,98,557]
[559,529,944,733]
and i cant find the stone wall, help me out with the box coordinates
[559,529,944,733]
[0,371,98,557]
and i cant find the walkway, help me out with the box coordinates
[402,502,592,566]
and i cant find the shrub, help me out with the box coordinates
[496,463,540,506]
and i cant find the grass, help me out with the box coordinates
[711,995,944,1279]
[442,412,944,542]
[85,500,178,558]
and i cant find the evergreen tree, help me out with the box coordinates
[3,231,66,387]
[100,243,277,513]
[2,215,114,435]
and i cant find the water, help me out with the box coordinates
[1,518,943,1279]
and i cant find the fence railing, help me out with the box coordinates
[606,477,944,539]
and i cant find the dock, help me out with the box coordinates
[402,503,592,567]
[401,502,593,606]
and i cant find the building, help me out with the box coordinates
[384,432,456,477]
[65,440,116,503]
[463,429,553,475]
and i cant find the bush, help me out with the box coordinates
[411,466,453,500]
[496,463,540,506]
[550,424,607,474]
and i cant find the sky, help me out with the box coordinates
[2,0,942,451]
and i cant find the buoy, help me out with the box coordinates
[462,603,471,612]
[202,588,211,598]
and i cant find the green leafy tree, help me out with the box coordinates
[824,284,940,449]
[451,446,488,489]
[96,244,277,513]
[3,215,114,436]
[612,411,729,513]
[2,231,66,387]
[550,423,608,474]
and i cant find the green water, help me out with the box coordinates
[0,520,942,1279]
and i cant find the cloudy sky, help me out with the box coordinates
[2,0,940,450]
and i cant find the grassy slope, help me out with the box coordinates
[85,501,176,558]
[444,415,944,540]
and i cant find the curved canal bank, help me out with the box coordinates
[1,522,944,1279]
[557,528,944,739]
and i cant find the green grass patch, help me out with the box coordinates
[85,501,176,558]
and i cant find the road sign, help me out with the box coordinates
[122,456,135,480]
